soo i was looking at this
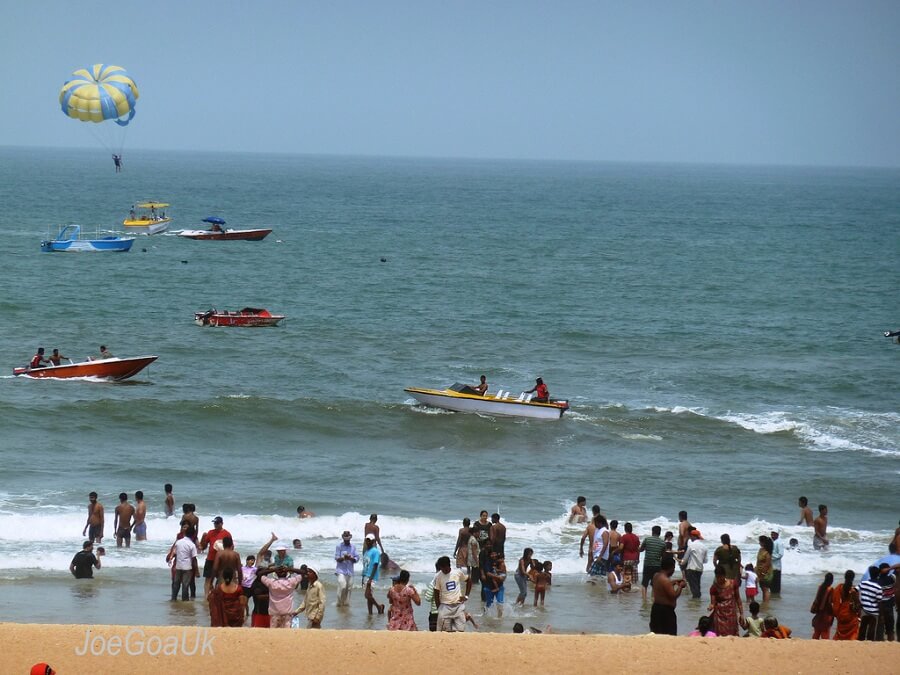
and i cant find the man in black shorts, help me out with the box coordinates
[639,524,666,600]
[650,556,686,635]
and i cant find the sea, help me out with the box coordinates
[0,145,897,635]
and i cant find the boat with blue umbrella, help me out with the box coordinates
[177,216,272,241]
[40,225,135,253]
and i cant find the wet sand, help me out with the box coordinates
[4,623,896,675]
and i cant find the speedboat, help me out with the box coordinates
[13,355,158,381]
[195,308,285,327]
[41,225,135,253]
[405,383,569,420]
[123,202,171,235]
[177,216,271,241]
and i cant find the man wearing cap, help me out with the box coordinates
[682,529,707,599]
[297,567,326,628]
[258,532,295,568]
[200,516,232,597]
[770,530,784,595]
[361,534,385,614]
[334,530,359,607]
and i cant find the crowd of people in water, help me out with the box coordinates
[71,485,899,639]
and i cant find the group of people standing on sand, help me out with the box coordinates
[569,494,898,640]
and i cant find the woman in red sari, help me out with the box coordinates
[708,564,743,636]
[831,569,860,640]
[209,567,247,627]
[810,572,834,639]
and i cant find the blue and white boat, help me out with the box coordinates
[40,225,135,253]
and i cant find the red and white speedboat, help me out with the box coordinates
[13,356,158,381]
[177,216,271,241]
[195,308,285,327]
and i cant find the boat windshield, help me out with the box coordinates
[449,383,480,395]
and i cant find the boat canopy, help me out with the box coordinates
[449,382,480,395]
[202,216,226,225]
[136,202,169,208]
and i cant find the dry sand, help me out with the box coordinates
[4,623,896,675]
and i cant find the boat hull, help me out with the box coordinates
[178,228,272,241]
[13,356,158,381]
[405,387,568,420]
[41,237,134,252]
[122,219,170,235]
[195,311,285,327]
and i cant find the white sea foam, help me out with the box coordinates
[0,509,891,579]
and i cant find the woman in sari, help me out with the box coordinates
[831,569,860,640]
[209,567,247,627]
[708,564,743,636]
[810,572,834,639]
[755,535,774,603]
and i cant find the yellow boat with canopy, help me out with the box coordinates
[123,202,171,235]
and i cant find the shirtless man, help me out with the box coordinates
[474,375,488,395]
[677,511,691,555]
[213,535,242,585]
[813,504,829,550]
[296,505,315,519]
[649,556,686,635]
[133,490,147,541]
[489,513,506,558]
[608,520,622,564]
[113,492,135,548]
[569,496,588,524]
[82,492,104,544]
[181,503,199,532]
[164,484,175,517]
[579,505,602,572]
[454,518,472,562]
[364,514,384,553]
[797,496,814,526]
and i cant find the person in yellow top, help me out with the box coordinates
[296,567,325,628]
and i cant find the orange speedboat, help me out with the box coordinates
[13,356,158,381]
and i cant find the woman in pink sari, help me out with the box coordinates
[708,564,743,636]
[386,570,421,630]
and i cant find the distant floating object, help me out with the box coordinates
[141,248,147,252]
[380,257,387,263]
[181,260,188,264]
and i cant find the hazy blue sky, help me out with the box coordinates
[2,1,898,166]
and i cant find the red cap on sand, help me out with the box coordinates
[31,664,56,675]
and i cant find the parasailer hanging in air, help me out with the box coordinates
[59,64,139,170]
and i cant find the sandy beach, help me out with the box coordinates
[5,623,897,675]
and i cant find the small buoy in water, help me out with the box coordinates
[141,248,147,253]
[181,260,188,264]
[380,257,387,263]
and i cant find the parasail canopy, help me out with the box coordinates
[59,64,139,127]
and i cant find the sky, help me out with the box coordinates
[2,1,899,166]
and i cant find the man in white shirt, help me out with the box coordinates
[171,529,198,601]
[770,530,784,595]
[433,555,468,632]
[683,529,707,599]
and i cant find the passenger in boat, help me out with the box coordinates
[30,347,50,369]
[48,348,68,366]
[129,206,136,220]
[524,377,549,403]
[210,223,223,233]
[474,375,488,396]
[99,345,114,360]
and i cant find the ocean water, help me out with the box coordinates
[0,146,897,634]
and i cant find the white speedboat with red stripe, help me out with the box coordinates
[405,383,569,420]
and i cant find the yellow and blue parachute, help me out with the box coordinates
[59,64,139,127]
